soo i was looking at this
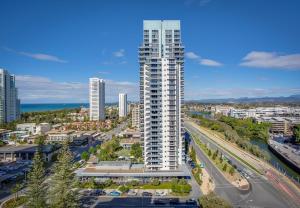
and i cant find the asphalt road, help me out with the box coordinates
[185,122,299,208]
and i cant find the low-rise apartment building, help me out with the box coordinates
[16,123,51,135]
[46,130,76,143]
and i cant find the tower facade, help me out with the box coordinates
[139,20,184,170]
[89,78,105,121]
[118,93,127,117]
[0,69,20,123]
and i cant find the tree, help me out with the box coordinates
[222,163,227,172]
[208,149,212,157]
[151,178,160,186]
[81,151,89,161]
[190,146,196,162]
[199,192,232,208]
[48,142,78,208]
[293,124,300,143]
[118,185,129,193]
[26,148,47,208]
[229,166,235,176]
[212,150,218,160]
[130,143,142,160]
[11,183,22,201]
[88,146,96,155]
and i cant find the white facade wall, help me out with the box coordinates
[131,104,140,128]
[0,69,20,123]
[139,20,184,171]
[89,78,105,121]
[118,93,127,117]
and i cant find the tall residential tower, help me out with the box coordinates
[89,78,105,121]
[118,93,127,117]
[139,20,184,170]
[0,69,20,123]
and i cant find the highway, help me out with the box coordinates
[185,121,299,208]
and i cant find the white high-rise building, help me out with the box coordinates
[139,20,185,170]
[131,104,140,129]
[0,69,20,123]
[118,93,127,117]
[89,78,105,121]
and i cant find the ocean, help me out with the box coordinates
[21,103,89,113]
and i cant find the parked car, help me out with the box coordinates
[91,189,106,196]
[155,191,166,196]
[169,198,179,204]
[186,199,197,205]
[142,192,152,197]
[109,191,121,196]
[127,190,137,196]
[153,199,166,205]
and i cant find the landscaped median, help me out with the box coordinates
[189,131,250,191]
[189,146,215,194]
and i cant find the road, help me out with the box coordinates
[185,121,300,208]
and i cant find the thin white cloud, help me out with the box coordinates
[185,52,199,59]
[200,59,222,66]
[113,49,125,57]
[2,47,67,63]
[186,51,222,67]
[15,75,138,103]
[240,51,300,70]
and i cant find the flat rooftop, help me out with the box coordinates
[75,163,191,178]
[0,144,57,153]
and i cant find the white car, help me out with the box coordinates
[127,190,137,196]
[155,191,166,196]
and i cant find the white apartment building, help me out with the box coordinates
[0,69,20,123]
[229,107,300,119]
[16,123,51,135]
[139,20,184,170]
[46,130,76,143]
[89,78,105,121]
[131,104,140,129]
[118,93,128,117]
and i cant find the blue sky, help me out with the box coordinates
[0,0,300,103]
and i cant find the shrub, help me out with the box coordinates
[118,185,129,193]
[229,166,235,176]
[151,178,160,186]
[127,180,139,187]
[222,163,227,172]
[104,179,113,187]
[199,192,232,208]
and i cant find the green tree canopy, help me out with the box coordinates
[26,149,47,208]
[48,142,78,208]
[81,151,90,161]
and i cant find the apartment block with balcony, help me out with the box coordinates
[89,78,105,121]
[139,20,185,171]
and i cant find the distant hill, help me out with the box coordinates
[187,94,300,104]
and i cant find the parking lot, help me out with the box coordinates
[0,160,32,200]
[0,160,31,183]
[78,189,198,208]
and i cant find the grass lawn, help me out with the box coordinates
[139,182,173,189]
[116,149,131,157]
